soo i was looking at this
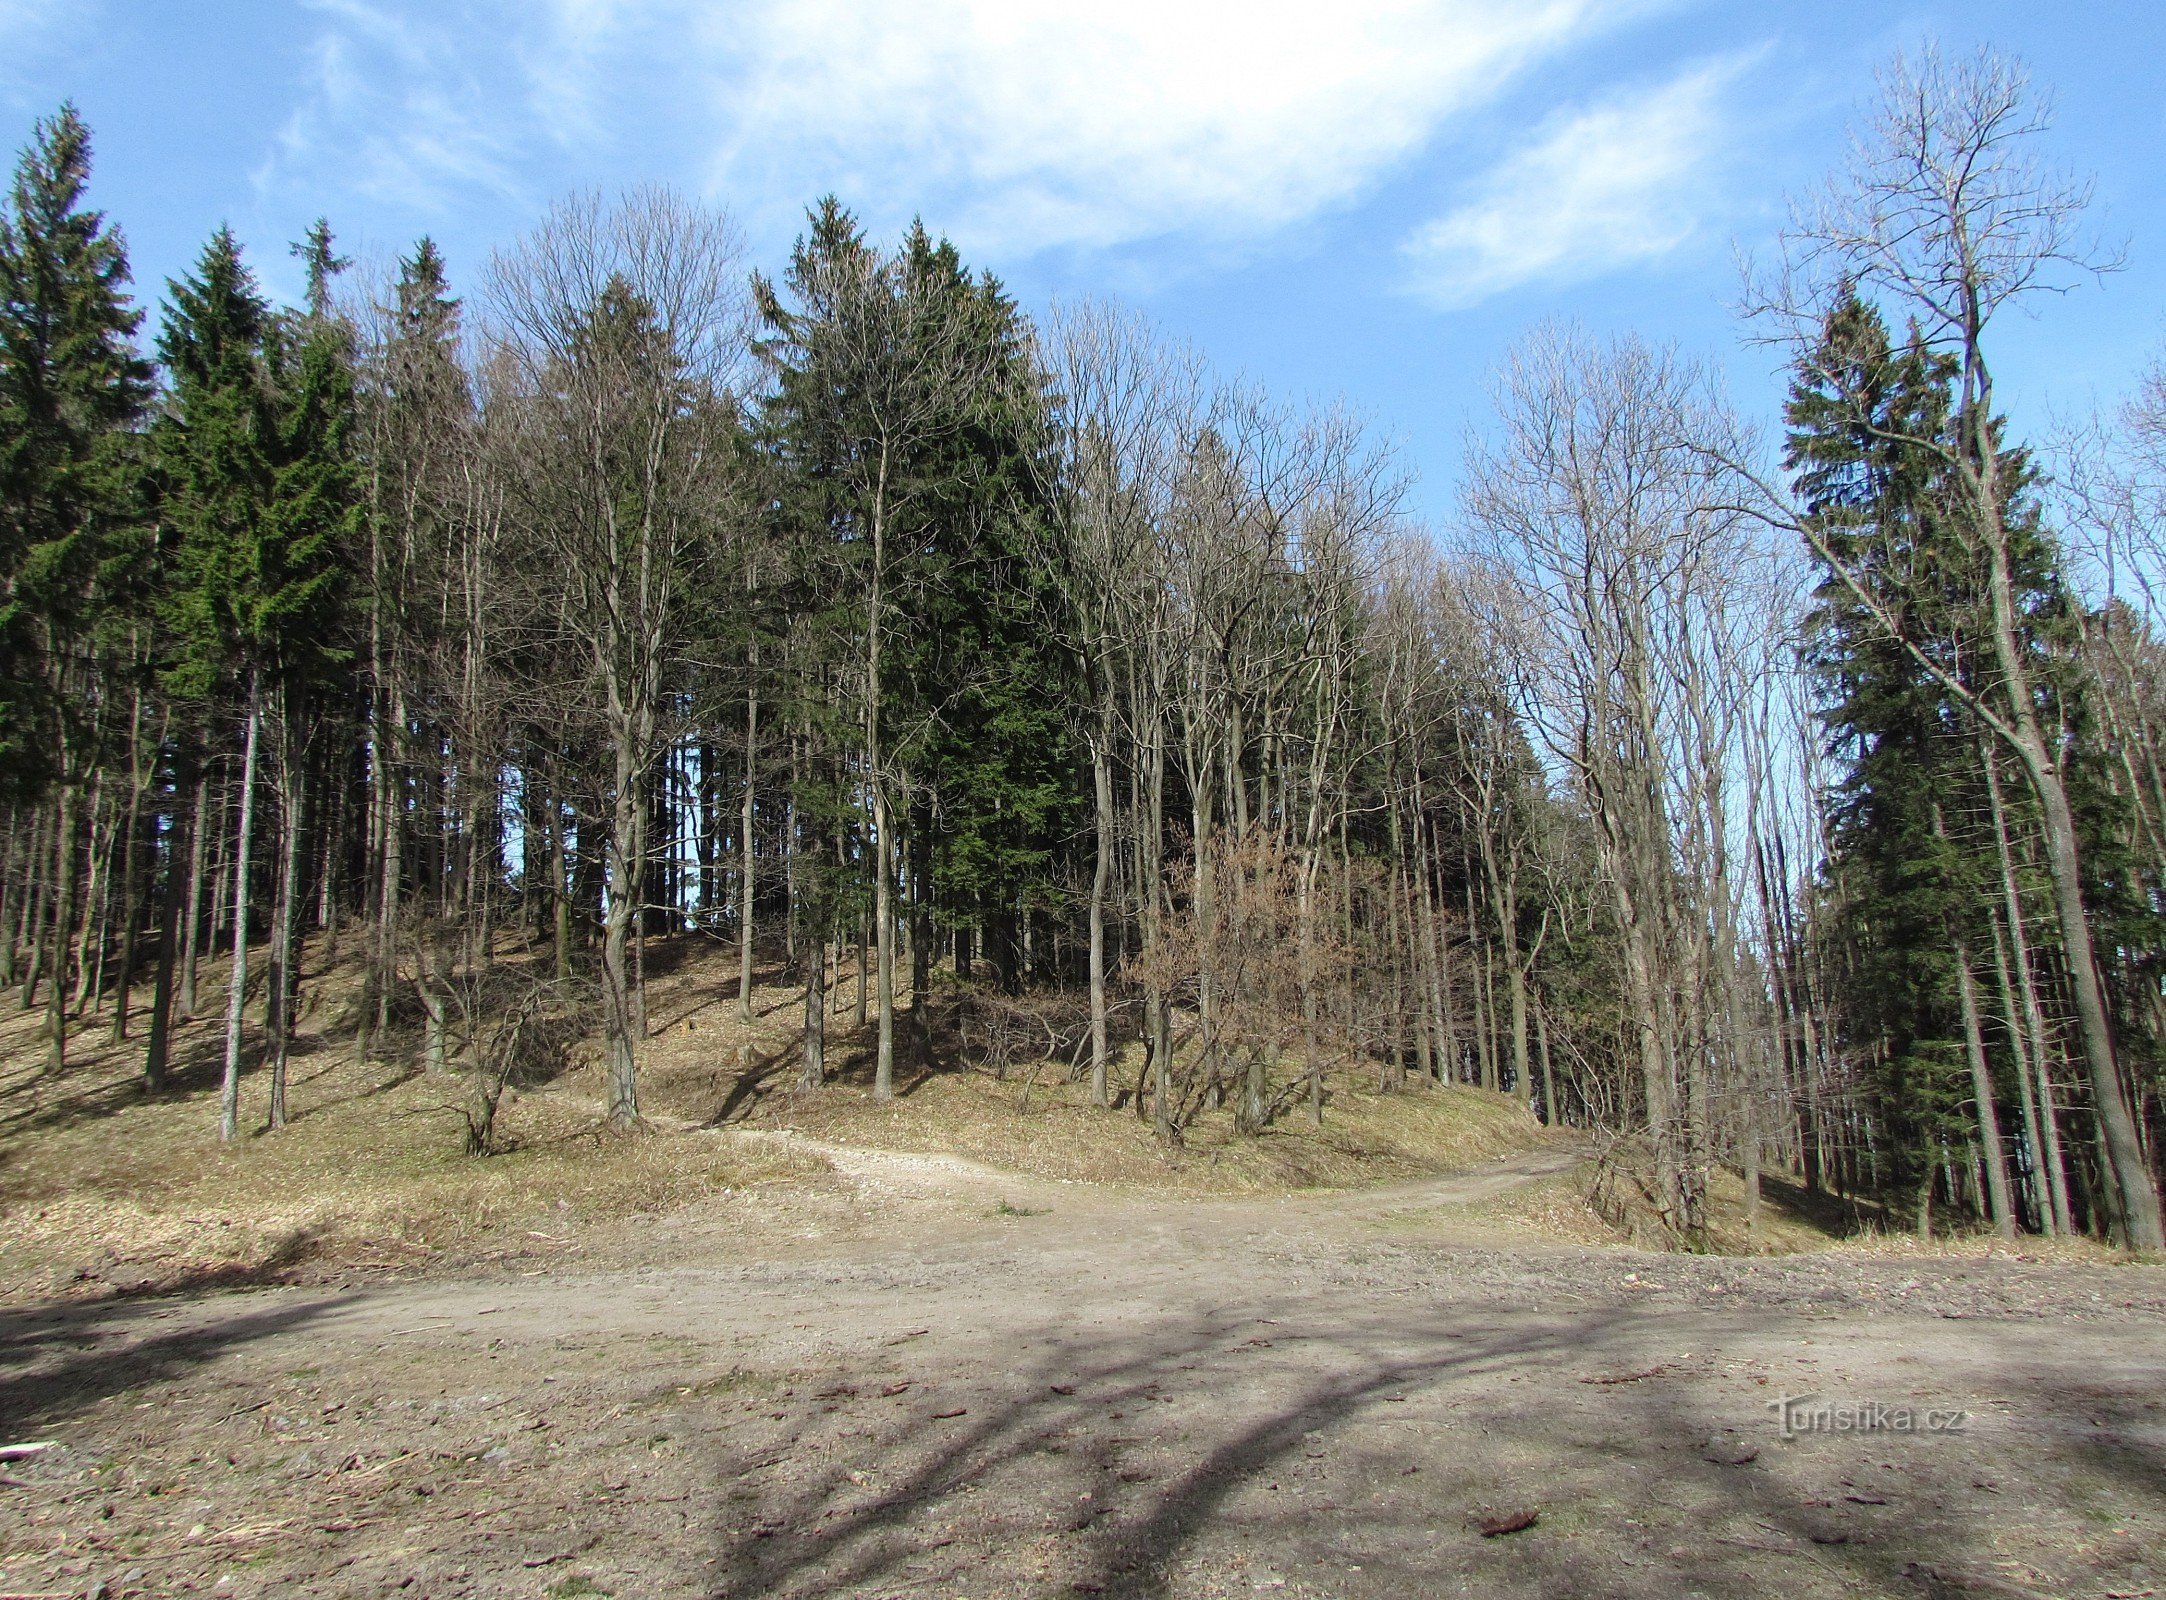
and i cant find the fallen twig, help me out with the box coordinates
[1479,1509,1539,1537]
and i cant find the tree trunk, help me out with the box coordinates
[1964,405,2163,1247]
[145,805,182,1094]
[1618,887,1681,1235]
[1088,726,1113,1108]
[872,784,896,1100]
[867,455,898,1103]
[1299,843,1323,1128]
[854,914,867,1027]
[1953,939,2016,1238]
[266,701,306,1131]
[109,693,151,1040]
[1142,722,1172,1140]
[220,676,264,1142]
[2024,748,2160,1246]
[908,813,932,1064]
[1417,812,1450,1082]
[70,765,109,1018]
[0,815,22,991]
[44,780,79,1072]
[1983,746,2074,1236]
[549,788,572,983]
[1989,907,2054,1237]
[179,768,209,1021]
[1536,991,1558,1126]
[801,936,825,1090]
[418,924,450,1075]
[737,675,758,1022]
[600,737,643,1126]
[7,809,47,1001]
[371,686,409,1055]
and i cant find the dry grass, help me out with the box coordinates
[1573,1143,1862,1255]
[0,948,819,1303]
[575,932,1559,1192]
[686,1059,1550,1193]
[1816,1220,2137,1265]
[1,928,1559,1298]
[1460,1166,1632,1247]
[1549,1142,2142,1260]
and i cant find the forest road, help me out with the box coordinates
[3,1137,2163,1600]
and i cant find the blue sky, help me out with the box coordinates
[5,0,2162,524]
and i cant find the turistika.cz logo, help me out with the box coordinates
[1768,1395,1971,1440]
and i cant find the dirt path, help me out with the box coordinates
[3,1140,2162,1600]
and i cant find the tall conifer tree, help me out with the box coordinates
[160,227,351,1138]
[0,105,151,1070]
[259,223,360,1126]
[1792,289,2150,1234]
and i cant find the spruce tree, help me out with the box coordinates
[159,228,272,1139]
[259,225,360,1127]
[159,227,351,1139]
[756,204,1078,1088]
[1791,289,2143,1235]
[886,234,1077,990]
[0,105,151,1071]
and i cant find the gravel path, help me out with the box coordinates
[2,1142,2161,1600]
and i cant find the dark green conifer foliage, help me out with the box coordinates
[886,231,1077,976]
[293,217,351,320]
[157,226,357,1137]
[258,226,361,1126]
[0,105,151,1073]
[754,201,1077,1053]
[261,249,359,699]
[159,229,348,704]
[1791,289,2150,1232]
[1791,293,1977,1218]
[0,104,150,797]
[157,229,274,704]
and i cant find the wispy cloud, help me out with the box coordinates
[255,0,1659,259]
[1402,52,1753,309]
[701,0,1641,254]
[0,0,85,93]
[0,0,62,43]
[256,0,544,217]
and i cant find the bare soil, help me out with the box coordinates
[4,1140,2163,1600]
[3,936,2161,1599]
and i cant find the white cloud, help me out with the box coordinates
[0,0,82,90]
[0,0,60,40]
[260,0,1657,258]
[700,0,1639,254]
[260,0,535,215]
[1402,53,1750,309]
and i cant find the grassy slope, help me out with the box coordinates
[0,928,1561,1299]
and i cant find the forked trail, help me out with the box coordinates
[2,1138,2161,1600]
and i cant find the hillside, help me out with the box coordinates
[0,928,1563,1302]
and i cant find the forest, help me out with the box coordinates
[4,45,2165,1256]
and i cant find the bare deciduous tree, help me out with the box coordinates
[486,188,748,1127]
[1465,326,1772,1244]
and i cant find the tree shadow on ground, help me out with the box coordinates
[1756,1171,1886,1237]
[692,1309,1620,1599]
[1611,1308,2166,1600]
[681,1293,2166,1600]
[0,1288,346,1436]
[0,1022,233,1138]
[709,1048,790,1126]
